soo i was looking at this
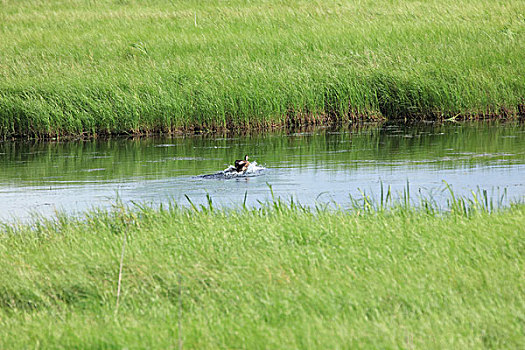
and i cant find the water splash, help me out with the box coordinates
[198,161,266,179]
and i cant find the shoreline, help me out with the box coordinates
[1,110,523,141]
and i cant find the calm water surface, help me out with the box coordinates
[1,122,524,221]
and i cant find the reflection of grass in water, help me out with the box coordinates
[1,122,523,183]
[0,190,524,348]
[1,1,524,136]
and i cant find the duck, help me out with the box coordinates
[234,155,250,173]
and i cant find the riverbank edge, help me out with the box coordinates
[2,107,524,141]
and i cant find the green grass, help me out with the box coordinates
[1,197,524,348]
[1,0,524,137]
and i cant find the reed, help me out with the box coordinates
[0,192,524,348]
[1,0,524,137]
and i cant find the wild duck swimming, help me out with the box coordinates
[234,155,250,173]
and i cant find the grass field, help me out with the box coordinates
[1,198,524,348]
[1,0,524,137]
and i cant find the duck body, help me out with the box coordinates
[234,155,250,173]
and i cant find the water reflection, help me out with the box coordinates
[0,122,524,221]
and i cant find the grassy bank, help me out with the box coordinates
[1,199,524,348]
[1,0,524,137]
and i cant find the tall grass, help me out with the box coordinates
[1,193,524,348]
[1,0,524,137]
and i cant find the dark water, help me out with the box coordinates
[1,122,524,221]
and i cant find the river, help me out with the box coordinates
[1,122,524,221]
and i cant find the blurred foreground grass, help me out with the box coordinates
[1,196,524,348]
